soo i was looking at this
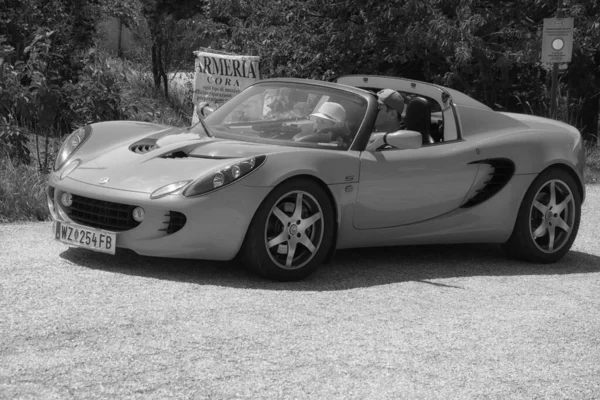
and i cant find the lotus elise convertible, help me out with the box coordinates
[47,75,585,281]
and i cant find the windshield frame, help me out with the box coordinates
[194,79,374,151]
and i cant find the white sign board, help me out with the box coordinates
[192,50,261,123]
[541,18,574,63]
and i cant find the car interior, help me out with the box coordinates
[361,87,445,145]
[213,84,447,150]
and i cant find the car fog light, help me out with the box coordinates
[132,207,145,222]
[231,165,241,179]
[213,173,225,188]
[60,192,73,207]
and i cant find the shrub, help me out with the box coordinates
[0,155,49,222]
[62,49,130,128]
[0,117,31,166]
[1,31,135,148]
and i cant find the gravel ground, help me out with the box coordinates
[1,186,599,399]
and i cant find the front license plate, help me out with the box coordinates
[54,221,116,255]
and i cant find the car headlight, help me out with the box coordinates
[54,127,90,171]
[183,155,267,197]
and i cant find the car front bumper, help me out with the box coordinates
[47,174,272,260]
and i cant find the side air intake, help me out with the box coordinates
[159,211,187,234]
[161,151,188,159]
[461,158,515,208]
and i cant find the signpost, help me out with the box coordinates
[542,17,574,63]
[191,48,261,123]
[541,0,573,119]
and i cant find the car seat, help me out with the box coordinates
[404,97,435,145]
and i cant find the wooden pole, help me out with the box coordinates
[550,0,564,119]
[117,19,123,58]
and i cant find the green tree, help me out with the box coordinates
[209,0,599,138]
[0,0,141,167]
[141,0,224,98]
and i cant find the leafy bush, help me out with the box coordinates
[63,49,130,128]
[584,143,600,185]
[0,117,31,165]
[0,30,136,170]
[119,62,192,127]
[0,156,49,222]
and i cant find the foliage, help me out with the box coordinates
[0,116,31,166]
[0,29,59,166]
[101,0,144,29]
[63,49,130,128]
[427,0,600,137]
[584,142,600,184]
[0,154,49,222]
[0,28,131,170]
[1,0,114,81]
[141,0,226,98]
[208,0,599,139]
[119,62,194,126]
[0,0,144,170]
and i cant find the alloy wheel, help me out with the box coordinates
[264,190,325,270]
[528,179,576,254]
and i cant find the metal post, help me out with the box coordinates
[550,0,564,119]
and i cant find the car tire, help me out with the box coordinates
[502,168,581,263]
[240,178,335,281]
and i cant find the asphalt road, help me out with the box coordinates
[1,186,599,399]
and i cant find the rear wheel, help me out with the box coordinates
[241,179,335,281]
[503,168,581,263]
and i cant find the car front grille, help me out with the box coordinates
[69,195,141,232]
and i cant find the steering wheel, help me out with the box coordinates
[254,121,303,139]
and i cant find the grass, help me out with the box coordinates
[0,155,49,223]
[585,140,600,185]
[118,64,193,128]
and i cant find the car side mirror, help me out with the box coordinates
[195,102,215,119]
[365,130,422,152]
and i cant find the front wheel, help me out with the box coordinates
[240,179,335,281]
[502,168,581,263]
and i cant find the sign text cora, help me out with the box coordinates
[192,50,261,122]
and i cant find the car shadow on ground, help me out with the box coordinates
[60,243,600,291]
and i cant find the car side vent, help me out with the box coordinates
[159,211,187,234]
[461,158,515,208]
[129,139,158,154]
[161,151,188,159]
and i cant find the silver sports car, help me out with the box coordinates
[48,75,585,281]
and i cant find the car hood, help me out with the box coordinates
[66,133,297,193]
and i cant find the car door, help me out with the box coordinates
[339,74,481,229]
[353,140,480,229]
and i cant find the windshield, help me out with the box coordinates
[193,82,369,150]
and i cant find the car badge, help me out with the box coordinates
[99,177,110,184]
